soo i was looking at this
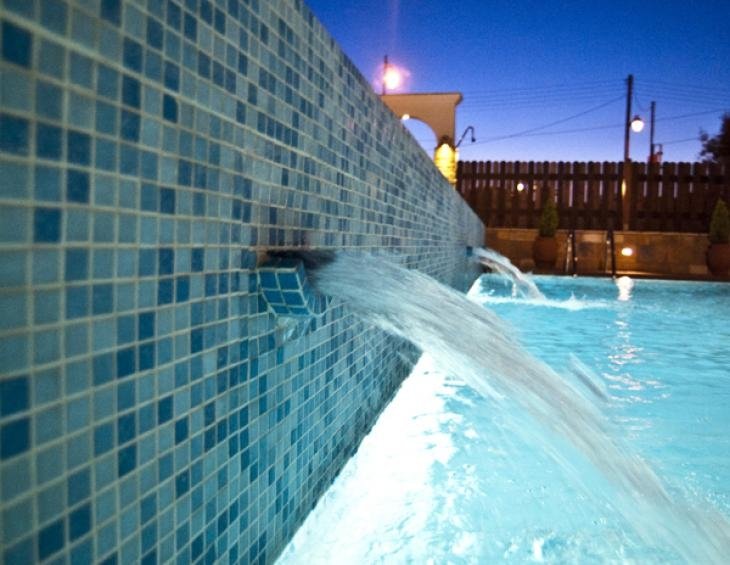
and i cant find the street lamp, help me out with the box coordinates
[621,74,645,230]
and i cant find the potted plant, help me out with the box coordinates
[707,198,730,276]
[533,196,559,270]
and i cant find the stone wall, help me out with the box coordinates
[0,1,483,563]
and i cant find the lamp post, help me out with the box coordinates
[621,74,644,230]
[649,100,656,163]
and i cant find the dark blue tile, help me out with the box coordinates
[138,342,154,371]
[38,519,65,560]
[214,8,225,33]
[120,110,140,142]
[36,123,63,160]
[197,52,210,78]
[69,503,91,540]
[94,422,114,455]
[158,278,173,305]
[235,101,246,125]
[140,493,156,525]
[4,538,33,564]
[174,417,188,443]
[67,169,90,203]
[178,159,192,185]
[92,284,114,314]
[191,248,204,271]
[122,75,141,108]
[183,12,197,41]
[163,94,178,123]
[160,187,175,213]
[176,276,189,302]
[123,38,143,72]
[175,470,189,497]
[0,417,30,459]
[0,376,29,416]
[116,347,136,378]
[0,113,29,155]
[147,17,164,50]
[158,452,172,481]
[68,467,90,505]
[93,353,114,385]
[119,143,139,175]
[141,183,158,211]
[67,131,91,165]
[159,248,174,275]
[190,328,203,353]
[65,286,89,319]
[117,412,135,444]
[65,248,89,281]
[1,22,32,68]
[118,444,136,477]
[138,312,155,340]
[164,61,179,91]
[158,395,172,424]
[166,0,182,28]
[238,52,247,75]
[100,0,122,26]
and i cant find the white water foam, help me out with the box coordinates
[472,247,545,300]
[307,253,730,564]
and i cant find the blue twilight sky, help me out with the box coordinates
[305,0,730,163]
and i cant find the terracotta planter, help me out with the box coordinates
[707,242,730,276]
[533,236,558,270]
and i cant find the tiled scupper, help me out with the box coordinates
[0,0,483,563]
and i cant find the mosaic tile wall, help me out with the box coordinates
[0,0,484,563]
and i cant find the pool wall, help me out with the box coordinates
[0,1,483,563]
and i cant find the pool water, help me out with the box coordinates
[277,275,730,563]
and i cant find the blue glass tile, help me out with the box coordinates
[120,143,139,175]
[93,284,114,314]
[118,444,136,477]
[117,315,134,344]
[36,123,63,160]
[1,418,30,459]
[160,187,175,213]
[158,396,172,424]
[38,39,64,79]
[167,0,182,28]
[141,183,158,211]
[67,131,91,165]
[190,328,202,353]
[70,52,94,89]
[159,248,174,274]
[174,417,188,443]
[91,354,114,388]
[176,276,190,302]
[94,422,114,455]
[138,249,156,276]
[117,413,136,444]
[38,519,65,560]
[120,110,141,142]
[97,64,119,99]
[67,170,90,203]
[158,278,173,305]
[163,61,179,91]
[123,38,143,72]
[101,0,122,26]
[147,17,164,50]
[38,0,65,34]
[175,470,189,497]
[191,248,204,271]
[163,94,178,123]
[1,22,32,68]
[65,248,89,281]
[140,151,158,180]
[184,12,197,40]
[65,286,89,319]
[236,101,246,125]
[34,165,61,201]
[96,101,118,135]
[117,380,135,411]
[68,467,90,506]
[138,312,155,340]
[138,403,155,433]
[0,114,29,155]
[117,347,136,378]
[35,81,63,120]
[122,75,141,108]
[139,342,155,371]
[0,376,29,416]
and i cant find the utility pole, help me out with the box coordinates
[382,55,388,95]
[621,74,634,230]
[623,74,633,162]
[649,100,656,163]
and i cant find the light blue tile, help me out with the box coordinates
[34,329,60,365]
[2,496,33,543]
[33,250,60,284]
[35,404,63,445]
[36,443,64,485]
[35,367,62,405]
[68,92,94,130]
[0,251,26,286]
[1,455,31,501]
[66,209,90,242]
[94,453,117,491]
[66,430,91,469]
[0,205,29,243]
[65,322,88,357]
[65,359,90,395]
[0,160,29,199]
[0,291,27,330]
[38,39,65,79]
[35,166,62,201]
[0,68,32,112]
[92,318,114,351]
[37,481,65,524]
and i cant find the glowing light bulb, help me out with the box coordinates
[516,182,525,192]
[630,115,644,133]
[401,113,410,121]
[620,246,634,257]
[383,66,403,91]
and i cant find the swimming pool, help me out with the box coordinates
[277,275,730,563]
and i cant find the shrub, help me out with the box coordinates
[538,197,559,237]
[709,198,730,244]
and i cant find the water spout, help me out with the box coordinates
[472,248,545,299]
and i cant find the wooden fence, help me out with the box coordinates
[456,161,730,232]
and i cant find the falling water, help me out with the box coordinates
[304,252,730,564]
[473,247,545,299]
